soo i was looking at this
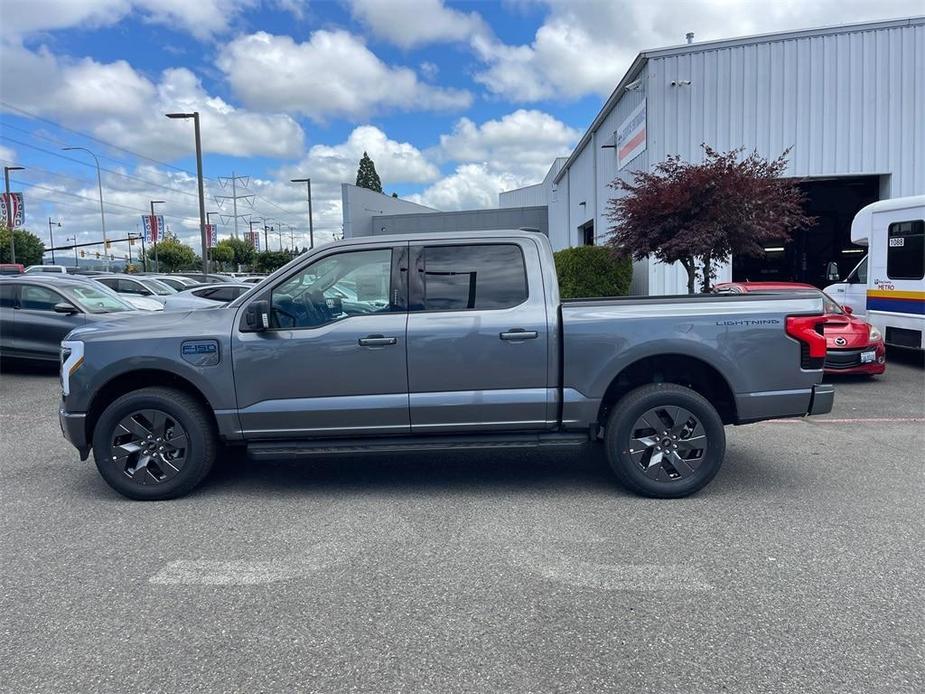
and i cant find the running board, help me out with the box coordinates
[247,432,590,461]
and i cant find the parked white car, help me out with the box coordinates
[25,265,69,274]
[91,275,176,307]
[162,283,252,310]
[149,275,199,291]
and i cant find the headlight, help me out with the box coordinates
[868,326,882,342]
[60,340,84,397]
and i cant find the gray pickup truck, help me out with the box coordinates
[59,230,833,500]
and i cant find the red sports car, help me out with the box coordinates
[713,282,886,375]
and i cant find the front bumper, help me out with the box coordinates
[59,405,90,460]
[824,344,886,375]
[808,383,835,416]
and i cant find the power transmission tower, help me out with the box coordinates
[215,172,254,239]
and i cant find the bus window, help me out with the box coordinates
[887,220,925,280]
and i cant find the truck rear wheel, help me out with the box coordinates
[91,387,216,500]
[604,383,726,498]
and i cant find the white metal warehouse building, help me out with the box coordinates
[500,16,925,294]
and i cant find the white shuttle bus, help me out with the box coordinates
[826,195,924,351]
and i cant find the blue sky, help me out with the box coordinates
[1,0,920,256]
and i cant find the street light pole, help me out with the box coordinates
[290,177,314,249]
[166,111,209,274]
[66,235,78,267]
[47,218,60,264]
[3,165,24,264]
[62,147,109,270]
[149,200,165,272]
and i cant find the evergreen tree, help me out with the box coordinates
[355,151,383,193]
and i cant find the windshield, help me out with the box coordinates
[819,290,844,315]
[60,284,134,313]
[139,278,176,295]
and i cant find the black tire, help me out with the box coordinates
[603,383,726,498]
[92,387,216,500]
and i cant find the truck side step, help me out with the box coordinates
[246,432,590,461]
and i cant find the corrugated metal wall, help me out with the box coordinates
[647,20,924,195]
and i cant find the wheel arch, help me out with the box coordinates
[85,369,218,446]
[597,353,738,427]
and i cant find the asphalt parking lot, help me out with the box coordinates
[1,355,923,693]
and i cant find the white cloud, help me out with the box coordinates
[216,30,472,120]
[349,0,487,48]
[0,0,254,40]
[281,125,439,185]
[436,109,578,181]
[0,145,18,163]
[409,164,521,211]
[474,0,925,101]
[0,43,305,159]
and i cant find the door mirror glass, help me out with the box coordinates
[53,301,78,315]
[825,261,840,282]
[242,299,270,332]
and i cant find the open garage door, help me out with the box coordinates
[732,176,881,288]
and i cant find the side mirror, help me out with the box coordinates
[54,302,79,315]
[242,299,270,332]
[843,305,853,315]
[825,261,840,282]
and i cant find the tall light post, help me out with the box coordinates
[290,177,314,249]
[62,147,109,270]
[149,200,165,272]
[206,211,219,268]
[3,165,24,263]
[66,235,78,268]
[165,111,209,274]
[47,218,61,264]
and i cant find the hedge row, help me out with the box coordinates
[553,246,633,299]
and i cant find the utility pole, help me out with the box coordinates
[47,218,60,264]
[290,177,314,249]
[66,235,78,267]
[4,165,24,263]
[216,172,253,239]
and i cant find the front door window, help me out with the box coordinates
[270,249,393,329]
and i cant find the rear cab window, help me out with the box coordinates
[887,220,925,280]
[413,244,528,311]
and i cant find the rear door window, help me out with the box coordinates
[0,283,17,308]
[886,220,925,280]
[416,244,528,311]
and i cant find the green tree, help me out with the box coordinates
[0,226,45,266]
[554,246,633,299]
[253,250,294,274]
[145,236,198,272]
[216,236,255,269]
[209,243,234,269]
[355,151,383,193]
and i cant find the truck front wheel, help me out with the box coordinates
[604,383,726,498]
[91,387,216,500]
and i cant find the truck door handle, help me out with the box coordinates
[358,335,397,346]
[500,329,538,341]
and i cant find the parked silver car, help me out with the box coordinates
[162,283,252,310]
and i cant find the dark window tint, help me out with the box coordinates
[96,278,118,290]
[202,287,244,302]
[192,287,218,299]
[0,283,16,308]
[421,244,527,311]
[887,220,924,280]
[117,279,147,295]
[20,285,63,311]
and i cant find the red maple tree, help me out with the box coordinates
[607,146,814,293]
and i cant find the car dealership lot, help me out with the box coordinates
[1,357,923,693]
